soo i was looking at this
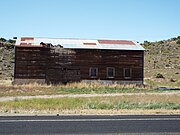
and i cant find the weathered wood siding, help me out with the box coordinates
[14,47,50,80]
[14,46,144,84]
[73,49,144,81]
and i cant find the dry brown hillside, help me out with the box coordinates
[142,37,180,87]
[0,38,14,80]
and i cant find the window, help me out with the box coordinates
[124,68,131,79]
[89,67,98,78]
[107,67,115,78]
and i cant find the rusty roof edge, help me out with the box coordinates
[15,37,144,50]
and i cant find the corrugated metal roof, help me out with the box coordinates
[15,37,144,50]
[98,40,135,45]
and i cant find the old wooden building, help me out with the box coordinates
[14,37,145,84]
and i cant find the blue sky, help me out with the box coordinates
[0,0,180,43]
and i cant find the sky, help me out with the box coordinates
[0,0,180,43]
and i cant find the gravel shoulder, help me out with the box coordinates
[0,92,180,102]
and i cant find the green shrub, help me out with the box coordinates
[175,80,180,87]
[8,39,15,44]
[155,73,164,78]
[171,37,177,41]
[176,39,180,44]
[158,41,164,44]
[0,38,6,42]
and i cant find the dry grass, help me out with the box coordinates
[0,82,54,97]
[145,78,180,87]
[0,80,12,86]
[97,93,180,104]
[0,93,179,114]
[0,80,154,97]
[63,82,142,89]
[0,80,146,89]
[0,81,179,115]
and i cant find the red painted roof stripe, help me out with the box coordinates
[98,40,135,45]
[21,37,34,41]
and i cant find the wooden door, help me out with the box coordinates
[46,68,80,84]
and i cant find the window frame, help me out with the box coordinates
[89,67,98,78]
[106,67,115,78]
[123,68,132,79]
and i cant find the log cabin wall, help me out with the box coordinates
[14,46,144,84]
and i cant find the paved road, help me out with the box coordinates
[0,115,180,134]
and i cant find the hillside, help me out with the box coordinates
[0,37,180,86]
[0,38,15,80]
[143,37,180,86]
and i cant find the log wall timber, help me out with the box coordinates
[14,46,144,84]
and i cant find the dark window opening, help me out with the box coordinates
[124,68,131,79]
[89,67,98,78]
[107,67,115,78]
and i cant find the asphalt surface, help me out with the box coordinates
[0,115,180,134]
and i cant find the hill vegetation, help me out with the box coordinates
[143,36,180,70]
[142,36,180,87]
[0,38,15,80]
[0,37,180,87]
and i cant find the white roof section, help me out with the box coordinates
[15,37,145,51]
